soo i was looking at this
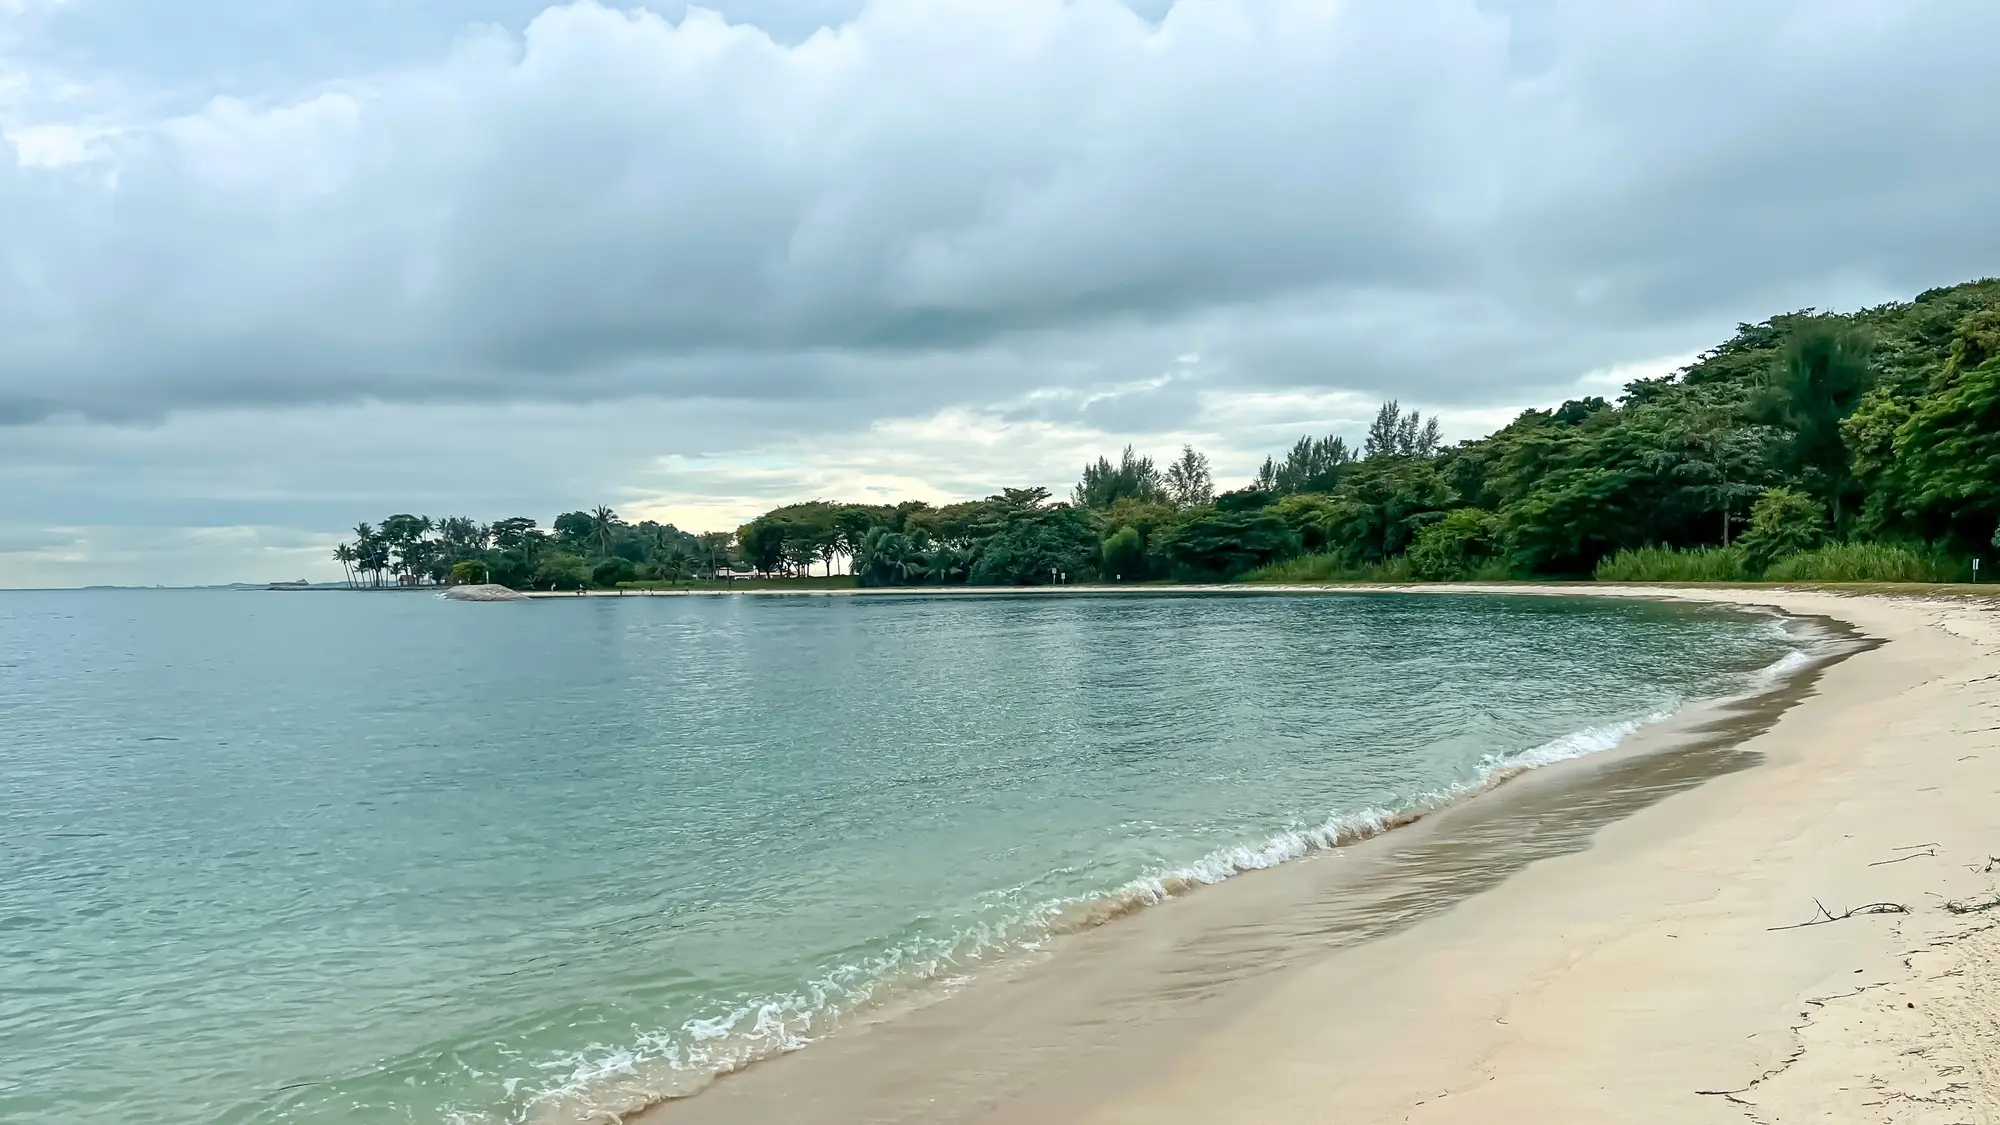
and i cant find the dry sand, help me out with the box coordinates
[1074,586,2000,1125]
[630,585,2000,1124]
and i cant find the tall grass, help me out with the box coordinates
[1240,554,1517,583]
[1593,541,1972,584]
[1240,553,1415,583]
[1761,543,1967,583]
[1593,546,1752,583]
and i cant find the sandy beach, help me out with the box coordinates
[1086,586,2000,1125]
[624,584,2000,1124]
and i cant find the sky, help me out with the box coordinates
[2,0,1997,587]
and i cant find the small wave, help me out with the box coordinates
[1496,716,1653,773]
[1067,712,1680,930]
[1754,648,1815,683]
[483,703,1703,1125]
[507,937,1002,1123]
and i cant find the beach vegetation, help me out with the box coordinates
[1592,546,1754,583]
[1406,508,1500,581]
[591,556,640,588]
[1240,553,1416,584]
[1762,542,1965,583]
[1735,487,1828,569]
[1100,525,1146,582]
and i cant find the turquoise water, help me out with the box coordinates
[0,590,1796,1125]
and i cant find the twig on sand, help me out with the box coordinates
[1944,893,2000,915]
[1770,898,1909,931]
[1871,847,1940,866]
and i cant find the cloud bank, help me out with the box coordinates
[1,0,1997,585]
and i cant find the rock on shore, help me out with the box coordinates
[441,584,530,602]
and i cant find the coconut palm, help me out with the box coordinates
[657,550,696,587]
[588,506,621,559]
[381,514,435,584]
[855,528,928,586]
[332,543,358,589]
[352,523,389,587]
[928,544,970,585]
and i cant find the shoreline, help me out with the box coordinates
[499,579,2000,602]
[608,585,2000,1124]
[1094,586,2000,1124]
[597,610,1839,1121]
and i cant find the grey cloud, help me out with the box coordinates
[7,0,1994,427]
[4,0,2000,587]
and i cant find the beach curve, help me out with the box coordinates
[1078,584,2000,1125]
[628,584,2000,1125]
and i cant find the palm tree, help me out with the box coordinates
[855,528,928,586]
[352,523,386,588]
[929,544,969,585]
[437,516,486,555]
[658,550,695,587]
[588,506,621,559]
[388,515,435,584]
[643,525,679,563]
[332,543,358,589]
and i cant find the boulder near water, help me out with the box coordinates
[441,584,530,602]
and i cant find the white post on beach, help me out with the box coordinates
[1975,557,1982,583]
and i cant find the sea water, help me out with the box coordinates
[0,589,1798,1124]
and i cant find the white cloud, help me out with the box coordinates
[3,121,117,166]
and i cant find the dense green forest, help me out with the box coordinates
[336,278,2000,590]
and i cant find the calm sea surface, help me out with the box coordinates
[0,589,1796,1125]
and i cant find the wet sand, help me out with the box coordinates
[630,585,2000,1124]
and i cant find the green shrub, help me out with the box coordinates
[590,556,639,587]
[1593,546,1752,583]
[1100,525,1146,581]
[532,554,593,591]
[1405,508,1498,581]
[1158,504,1298,579]
[1736,487,1826,569]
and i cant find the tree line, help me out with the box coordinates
[338,277,2000,591]
[333,507,725,591]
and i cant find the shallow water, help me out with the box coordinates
[0,589,1795,1125]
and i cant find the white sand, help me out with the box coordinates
[1076,586,2000,1124]
[592,582,2000,1123]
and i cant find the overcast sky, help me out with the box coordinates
[2,0,1996,586]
